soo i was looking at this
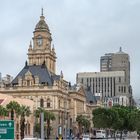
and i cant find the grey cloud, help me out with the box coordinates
[0,0,140,101]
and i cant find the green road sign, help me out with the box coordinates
[0,120,14,140]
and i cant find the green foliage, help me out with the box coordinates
[6,101,31,139]
[19,105,31,117]
[83,118,90,132]
[34,107,44,118]
[19,105,31,139]
[92,108,118,129]
[34,123,41,134]
[34,123,47,137]
[76,115,90,134]
[92,105,140,132]
[34,107,56,139]
[0,105,8,117]
[34,107,55,122]
[6,101,20,120]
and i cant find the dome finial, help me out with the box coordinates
[40,8,45,20]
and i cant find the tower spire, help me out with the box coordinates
[41,8,43,16]
[119,46,122,52]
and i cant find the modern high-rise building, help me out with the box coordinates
[77,48,133,106]
[100,53,113,72]
[77,71,131,97]
[100,47,130,84]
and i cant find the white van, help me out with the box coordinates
[96,130,106,138]
[22,138,38,140]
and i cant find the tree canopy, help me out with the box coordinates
[6,101,20,120]
[6,101,31,139]
[76,115,90,134]
[92,105,140,133]
[0,105,8,117]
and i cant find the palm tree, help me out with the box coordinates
[34,107,55,139]
[76,115,85,135]
[34,107,44,137]
[45,111,55,139]
[82,118,90,133]
[19,105,31,140]
[6,101,20,120]
[34,107,44,118]
[0,105,8,119]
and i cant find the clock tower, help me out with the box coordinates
[28,9,56,74]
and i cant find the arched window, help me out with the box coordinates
[118,86,121,92]
[28,123,30,135]
[27,80,30,86]
[40,98,44,107]
[59,112,61,124]
[16,134,19,140]
[47,98,51,108]
[16,123,19,132]
[121,86,123,93]
[58,100,61,108]
[124,86,126,93]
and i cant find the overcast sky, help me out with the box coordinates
[0,0,140,101]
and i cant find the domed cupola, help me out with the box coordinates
[28,9,56,74]
[35,8,50,33]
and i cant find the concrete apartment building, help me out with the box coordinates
[77,48,132,106]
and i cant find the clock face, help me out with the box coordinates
[37,36,43,46]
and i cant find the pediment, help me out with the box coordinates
[25,70,32,76]
[24,70,33,80]
[77,84,86,97]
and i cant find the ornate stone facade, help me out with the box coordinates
[0,10,101,138]
[28,10,56,74]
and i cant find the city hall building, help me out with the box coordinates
[0,10,101,139]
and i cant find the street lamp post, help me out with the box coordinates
[40,98,44,139]
[64,95,67,139]
[40,112,44,139]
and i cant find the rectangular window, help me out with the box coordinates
[124,86,126,93]
[47,102,50,108]
[81,78,83,83]
[119,77,121,83]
